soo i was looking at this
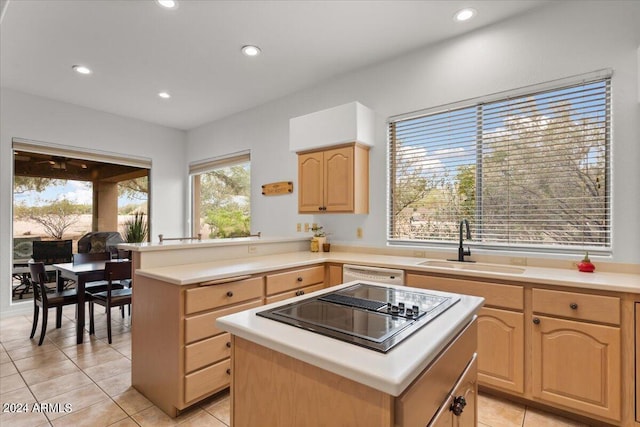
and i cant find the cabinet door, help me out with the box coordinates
[324,146,354,212]
[298,151,324,213]
[428,357,477,427]
[531,315,621,422]
[477,307,524,394]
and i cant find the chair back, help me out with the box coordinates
[73,252,110,264]
[103,261,132,298]
[32,240,72,264]
[104,261,132,281]
[28,262,49,304]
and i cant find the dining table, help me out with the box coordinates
[53,259,129,344]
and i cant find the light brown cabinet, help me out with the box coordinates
[265,265,325,304]
[429,357,477,427]
[231,318,477,427]
[406,274,524,394]
[406,271,634,426]
[132,274,263,417]
[297,143,369,213]
[531,288,621,422]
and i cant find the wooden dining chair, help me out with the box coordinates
[87,261,132,344]
[29,262,78,346]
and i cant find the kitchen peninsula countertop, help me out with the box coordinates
[216,281,484,396]
[135,250,640,294]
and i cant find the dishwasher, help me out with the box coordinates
[342,264,405,285]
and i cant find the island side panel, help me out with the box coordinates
[231,336,394,427]
[132,275,183,417]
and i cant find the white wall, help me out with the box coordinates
[187,1,640,265]
[0,89,187,316]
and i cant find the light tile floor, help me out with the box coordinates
[1,305,591,426]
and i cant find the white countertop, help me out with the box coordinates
[135,250,640,294]
[216,280,485,396]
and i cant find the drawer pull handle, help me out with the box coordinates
[226,368,231,375]
[450,395,467,416]
[532,317,540,325]
[297,277,303,282]
[226,291,234,297]
[569,303,578,310]
[226,342,231,348]
[295,290,305,296]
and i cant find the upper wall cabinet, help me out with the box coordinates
[289,102,375,152]
[298,144,369,214]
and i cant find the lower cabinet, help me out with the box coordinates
[231,319,478,427]
[406,272,631,426]
[476,307,523,394]
[406,273,524,395]
[531,315,621,421]
[430,357,477,427]
[265,264,325,304]
[132,274,263,417]
[531,288,621,422]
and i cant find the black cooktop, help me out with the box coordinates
[257,283,459,353]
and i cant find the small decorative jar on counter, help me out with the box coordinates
[310,237,319,252]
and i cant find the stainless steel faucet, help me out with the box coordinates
[453,219,472,262]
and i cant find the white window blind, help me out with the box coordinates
[388,74,611,253]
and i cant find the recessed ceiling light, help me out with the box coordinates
[454,8,477,22]
[241,45,261,57]
[158,91,171,99]
[156,0,178,9]
[72,65,92,75]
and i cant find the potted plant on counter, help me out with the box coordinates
[310,225,326,252]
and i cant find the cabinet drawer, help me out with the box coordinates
[264,283,325,305]
[406,273,523,311]
[532,288,620,325]
[395,319,477,426]
[185,276,263,315]
[185,333,231,374]
[266,265,324,295]
[185,300,262,344]
[184,358,231,404]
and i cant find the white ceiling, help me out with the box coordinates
[1,0,548,131]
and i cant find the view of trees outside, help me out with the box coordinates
[13,176,148,243]
[390,80,609,250]
[195,163,250,238]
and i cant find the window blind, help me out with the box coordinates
[388,74,611,252]
[189,150,250,175]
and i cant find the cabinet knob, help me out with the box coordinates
[226,342,231,348]
[295,290,304,296]
[226,291,233,297]
[318,207,323,211]
[533,317,540,325]
[226,369,231,375]
[570,303,578,310]
[450,395,467,416]
[297,277,303,282]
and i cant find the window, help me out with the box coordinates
[388,72,611,253]
[190,151,251,239]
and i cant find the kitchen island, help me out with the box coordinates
[217,281,484,426]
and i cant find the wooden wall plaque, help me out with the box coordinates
[261,181,293,196]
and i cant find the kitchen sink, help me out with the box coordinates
[417,260,525,275]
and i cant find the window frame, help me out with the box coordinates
[189,150,251,238]
[387,70,613,256]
